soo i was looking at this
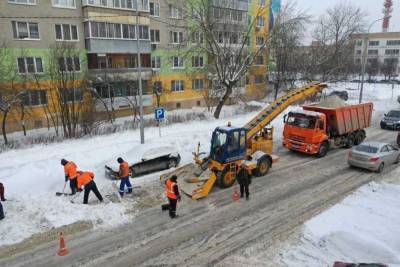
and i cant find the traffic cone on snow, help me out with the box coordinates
[232,186,240,201]
[57,231,69,256]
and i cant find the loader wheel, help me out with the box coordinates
[254,157,271,177]
[217,169,236,188]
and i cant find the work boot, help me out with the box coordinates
[246,195,249,200]
[119,192,124,198]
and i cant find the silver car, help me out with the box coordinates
[348,141,400,173]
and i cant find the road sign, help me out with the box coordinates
[155,107,165,120]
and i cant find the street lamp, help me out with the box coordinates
[359,17,387,103]
[136,0,145,144]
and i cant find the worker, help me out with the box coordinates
[397,131,400,147]
[161,175,181,218]
[117,157,132,197]
[236,163,251,200]
[76,171,103,204]
[61,159,78,195]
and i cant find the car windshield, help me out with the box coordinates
[354,145,379,154]
[287,115,316,129]
[387,110,400,117]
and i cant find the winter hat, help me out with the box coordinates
[171,175,178,182]
[61,159,68,166]
[117,157,124,163]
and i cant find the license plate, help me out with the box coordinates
[386,122,393,125]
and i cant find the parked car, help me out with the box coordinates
[333,262,387,267]
[380,109,400,130]
[397,95,400,104]
[329,90,349,101]
[348,141,400,172]
[105,146,181,179]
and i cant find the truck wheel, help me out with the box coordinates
[345,135,355,148]
[317,142,329,158]
[217,168,236,188]
[377,162,384,173]
[354,131,363,145]
[254,157,272,177]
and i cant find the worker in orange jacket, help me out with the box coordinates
[161,175,181,218]
[117,157,132,197]
[76,171,103,204]
[61,159,78,195]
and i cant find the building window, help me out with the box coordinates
[257,16,265,27]
[368,40,379,46]
[149,2,159,16]
[60,88,83,103]
[254,75,264,84]
[170,31,184,44]
[192,56,204,68]
[255,56,264,65]
[151,56,161,69]
[138,25,149,40]
[17,57,43,74]
[58,56,81,72]
[192,31,203,44]
[356,50,361,55]
[387,40,400,46]
[21,90,47,106]
[12,21,39,40]
[171,80,184,92]
[52,0,76,8]
[385,49,400,55]
[169,4,183,19]
[256,36,264,46]
[367,49,378,55]
[172,56,184,68]
[150,29,160,43]
[259,0,265,6]
[192,79,204,90]
[356,40,363,46]
[8,0,36,4]
[86,21,142,40]
[55,24,78,41]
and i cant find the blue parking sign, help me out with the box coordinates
[155,107,165,120]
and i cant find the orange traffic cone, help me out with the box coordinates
[57,231,69,256]
[232,186,240,201]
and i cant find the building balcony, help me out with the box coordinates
[85,39,151,54]
[88,67,152,82]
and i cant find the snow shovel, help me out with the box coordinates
[70,191,82,204]
[56,182,69,196]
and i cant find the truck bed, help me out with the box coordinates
[303,102,373,136]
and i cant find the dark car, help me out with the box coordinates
[380,109,400,130]
[105,147,181,179]
[333,262,387,267]
[329,90,349,101]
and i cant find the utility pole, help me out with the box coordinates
[136,0,145,144]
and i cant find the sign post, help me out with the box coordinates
[155,107,165,137]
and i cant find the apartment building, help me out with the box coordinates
[352,32,400,76]
[0,0,276,134]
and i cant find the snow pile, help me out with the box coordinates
[280,180,400,266]
[318,95,348,108]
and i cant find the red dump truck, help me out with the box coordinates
[282,102,374,157]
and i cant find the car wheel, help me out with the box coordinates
[317,142,329,158]
[380,124,385,130]
[377,162,384,173]
[168,158,178,169]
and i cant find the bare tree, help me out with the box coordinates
[311,2,366,81]
[46,42,89,138]
[366,58,380,80]
[172,0,271,118]
[269,2,310,99]
[381,58,398,80]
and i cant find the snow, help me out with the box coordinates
[279,178,400,266]
[0,81,399,248]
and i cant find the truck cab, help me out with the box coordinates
[283,111,329,156]
[210,126,247,164]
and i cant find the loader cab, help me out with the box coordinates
[210,126,247,164]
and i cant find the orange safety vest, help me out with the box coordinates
[165,179,177,200]
[77,171,94,189]
[119,161,130,178]
[64,161,77,180]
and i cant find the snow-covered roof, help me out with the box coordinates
[217,125,242,131]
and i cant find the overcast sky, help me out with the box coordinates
[287,0,400,43]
